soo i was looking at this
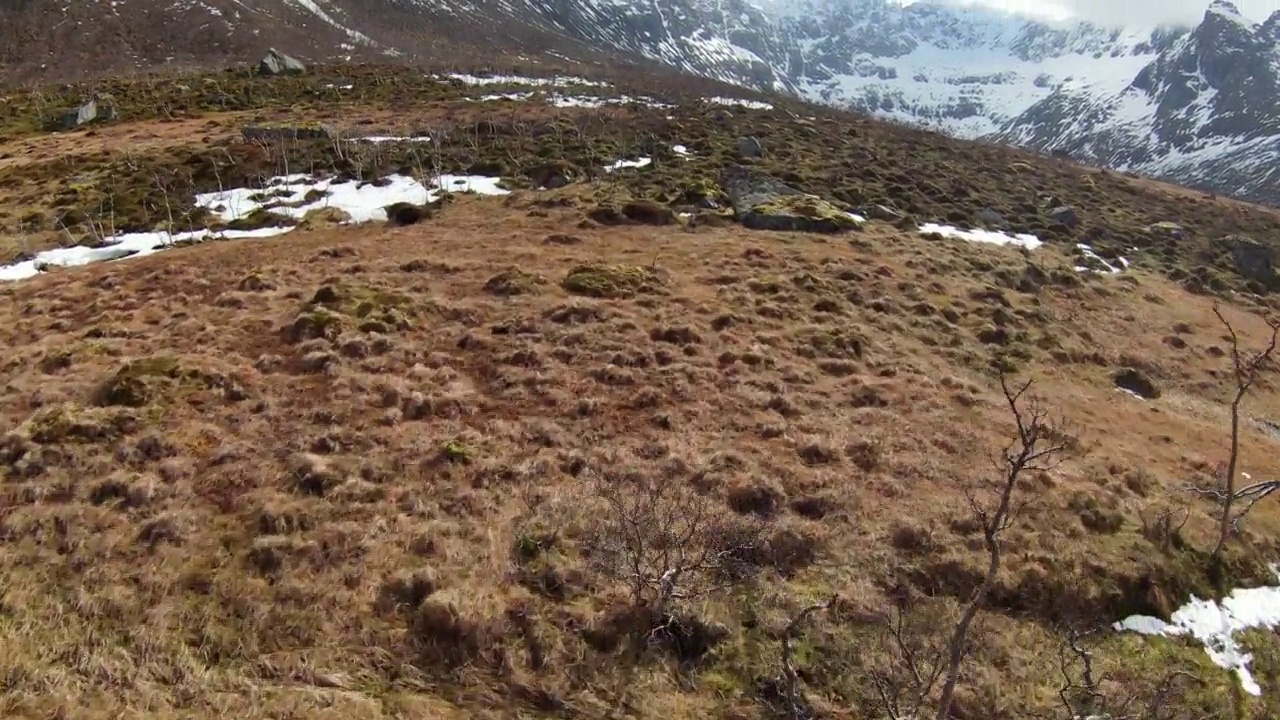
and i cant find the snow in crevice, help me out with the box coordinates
[1074,243,1129,274]
[1116,566,1280,697]
[284,0,376,47]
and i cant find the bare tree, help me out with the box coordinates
[1187,304,1280,567]
[584,465,755,615]
[934,373,1071,720]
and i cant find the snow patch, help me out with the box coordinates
[1074,243,1129,274]
[918,222,1043,250]
[604,157,653,172]
[443,72,609,88]
[708,96,774,110]
[1,173,508,282]
[1116,567,1280,697]
[0,227,289,281]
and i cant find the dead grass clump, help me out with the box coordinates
[484,269,547,296]
[562,264,665,298]
[375,570,438,614]
[289,452,343,496]
[408,600,505,671]
[726,480,784,518]
[94,356,182,407]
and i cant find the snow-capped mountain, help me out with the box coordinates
[994,1,1280,205]
[3,0,1279,205]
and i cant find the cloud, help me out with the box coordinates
[941,0,1277,27]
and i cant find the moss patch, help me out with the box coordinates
[562,264,666,299]
[743,194,861,233]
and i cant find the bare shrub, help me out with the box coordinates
[582,464,764,613]
[1186,304,1280,568]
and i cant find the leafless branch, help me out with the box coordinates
[935,372,1070,720]
[1186,304,1280,565]
[778,595,837,719]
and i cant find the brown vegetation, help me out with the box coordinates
[1,60,1280,720]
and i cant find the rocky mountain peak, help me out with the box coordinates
[0,0,1277,206]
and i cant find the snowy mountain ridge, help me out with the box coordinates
[3,0,1279,205]
[514,0,1280,205]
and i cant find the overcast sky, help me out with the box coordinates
[902,0,1280,26]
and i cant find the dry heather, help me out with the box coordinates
[2,63,1280,720]
[2,191,1280,719]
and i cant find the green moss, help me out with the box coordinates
[562,264,664,299]
[484,269,547,296]
[441,439,473,464]
[287,306,347,342]
[745,194,860,232]
[20,403,138,444]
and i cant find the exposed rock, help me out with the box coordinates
[976,208,1010,230]
[259,48,307,76]
[242,123,333,142]
[1224,235,1279,289]
[866,204,905,222]
[1146,221,1186,240]
[720,165,860,234]
[1048,205,1079,228]
[1113,367,1161,399]
[57,97,118,130]
[736,136,763,158]
[527,161,576,189]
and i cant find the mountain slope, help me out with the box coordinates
[2,0,1280,206]
[994,1,1280,205]
[4,60,1280,719]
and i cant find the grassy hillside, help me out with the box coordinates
[1,61,1280,720]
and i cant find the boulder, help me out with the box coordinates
[57,97,118,130]
[1146,221,1186,240]
[1048,205,1079,228]
[735,136,763,158]
[976,208,1010,230]
[866,204,905,222]
[259,48,306,76]
[1225,235,1279,289]
[720,165,860,234]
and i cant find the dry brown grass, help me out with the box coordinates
[1,181,1279,719]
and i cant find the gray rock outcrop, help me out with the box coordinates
[720,165,860,234]
[259,48,306,76]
